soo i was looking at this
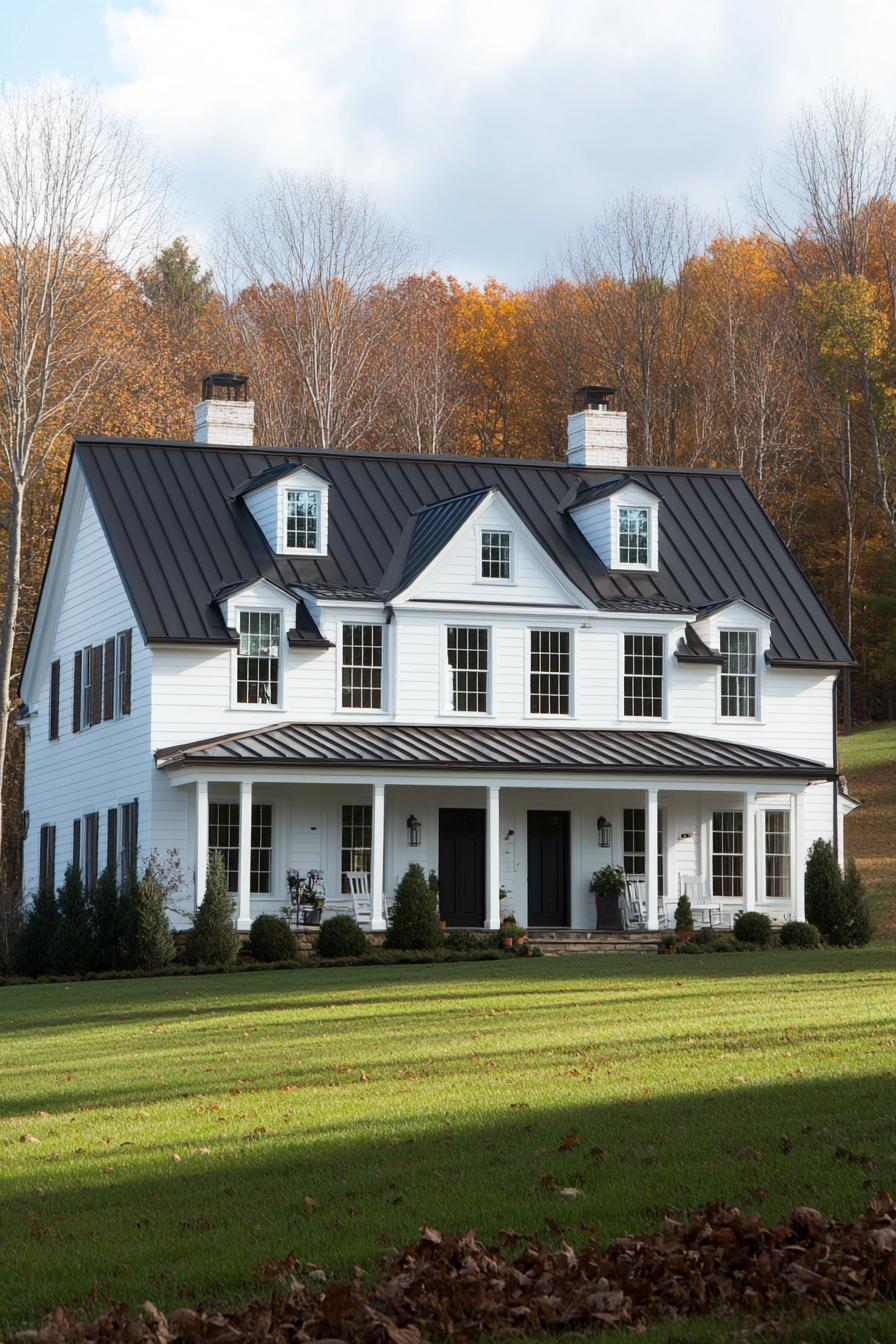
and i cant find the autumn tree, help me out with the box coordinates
[0,82,165,885]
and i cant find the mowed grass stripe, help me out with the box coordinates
[0,951,895,1330]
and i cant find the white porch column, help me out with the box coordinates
[793,791,806,921]
[370,782,386,931]
[742,791,757,912]
[486,785,501,930]
[645,787,659,930]
[195,777,208,908]
[237,779,253,930]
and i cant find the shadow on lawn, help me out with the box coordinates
[1,1068,895,1332]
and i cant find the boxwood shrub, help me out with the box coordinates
[732,911,773,946]
[316,914,368,958]
[779,919,821,949]
[248,914,298,962]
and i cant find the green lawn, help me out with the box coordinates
[841,721,896,935]
[2,952,896,1337]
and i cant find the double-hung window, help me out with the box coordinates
[529,630,570,714]
[621,807,666,896]
[341,804,372,893]
[285,489,319,550]
[447,626,489,713]
[720,630,757,717]
[712,810,743,900]
[250,803,273,895]
[480,530,512,580]
[237,611,280,705]
[341,624,383,709]
[623,634,664,717]
[618,506,649,565]
[209,802,240,894]
[764,810,791,900]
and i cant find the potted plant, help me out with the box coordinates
[500,918,518,949]
[659,932,678,955]
[286,868,326,926]
[514,926,528,948]
[673,893,695,942]
[590,865,626,929]
[428,869,446,928]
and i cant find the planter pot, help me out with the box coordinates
[664,946,677,955]
[676,927,694,943]
[515,936,527,946]
[439,919,447,930]
[501,937,513,949]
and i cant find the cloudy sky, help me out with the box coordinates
[6,0,896,282]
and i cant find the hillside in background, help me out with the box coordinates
[841,722,896,936]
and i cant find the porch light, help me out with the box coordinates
[597,815,612,847]
[406,814,422,847]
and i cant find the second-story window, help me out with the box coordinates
[237,611,280,704]
[529,630,571,714]
[286,489,319,550]
[341,624,383,709]
[480,530,512,580]
[623,634,664,717]
[720,630,757,717]
[447,626,489,713]
[618,507,649,565]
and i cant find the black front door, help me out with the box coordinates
[527,810,570,926]
[438,808,485,926]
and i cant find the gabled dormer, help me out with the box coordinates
[231,462,330,558]
[565,476,660,572]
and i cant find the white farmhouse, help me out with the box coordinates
[18,377,858,938]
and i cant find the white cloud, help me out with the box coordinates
[103,0,896,282]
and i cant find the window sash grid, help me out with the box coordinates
[623,634,663,717]
[529,629,571,715]
[447,627,489,713]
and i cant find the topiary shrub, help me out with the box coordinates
[805,838,851,945]
[133,863,176,971]
[779,919,821,949]
[732,910,773,946]
[384,862,441,950]
[91,865,124,971]
[842,857,873,947]
[52,864,93,973]
[673,893,694,932]
[317,913,367,958]
[186,851,240,965]
[13,887,59,977]
[248,913,298,962]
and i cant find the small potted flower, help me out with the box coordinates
[659,932,678,955]
[500,916,517,949]
[514,926,528,949]
[673,893,695,943]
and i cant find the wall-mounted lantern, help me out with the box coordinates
[406,814,422,847]
[597,815,612,848]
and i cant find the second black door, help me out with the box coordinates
[527,810,571,926]
[438,808,485,926]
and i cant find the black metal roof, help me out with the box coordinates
[73,437,854,667]
[155,720,834,778]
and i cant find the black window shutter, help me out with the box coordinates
[107,807,118,874]
[103,638,115,720]
[49,660,60,740]
[39,824,56,892]
[130,797,139,864]
[89,645,103,726]
[72,817,81,874]
[85,813,99,889]
[72,651,82,733]
[120,629,132,716]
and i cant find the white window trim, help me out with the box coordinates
[755,798,796,908]
[611,498,658,572]
[715,625,764,724]
[524,624,575,719]
[335,619,389,715]
[474,525,515,586]
[440,622,493,717]
[617,629,668,722]
[277,482,329,556]
[230,605,286,712]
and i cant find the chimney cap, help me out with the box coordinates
[201,371,249,403]
[573,384,616,412]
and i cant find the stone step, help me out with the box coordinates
[528,929,659,955]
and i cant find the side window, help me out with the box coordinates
[712,810,744,900]
[251,803,273,894]
[209,802,239,893]
[623,634,664,717]
[236,611,281,705]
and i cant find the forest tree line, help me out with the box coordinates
[0,82,894,903]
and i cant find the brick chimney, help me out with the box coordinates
[193,372,255,446]
[567,385,627,468]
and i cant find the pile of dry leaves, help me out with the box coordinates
[9,1192,896,1343]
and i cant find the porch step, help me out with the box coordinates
[528,929,659,956]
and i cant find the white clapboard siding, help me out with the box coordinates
[22,488,152,895]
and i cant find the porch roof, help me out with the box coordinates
[155,721,835,779]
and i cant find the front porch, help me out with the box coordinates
[170,774,809,934]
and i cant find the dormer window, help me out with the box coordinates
[480,529,512,581]
[618,507,649,566]
[720,630,757,717]
[286,489,320,551]
[236,610,281,705]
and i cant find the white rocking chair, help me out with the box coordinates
[345,870,372,922]
[621,876,647,930]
